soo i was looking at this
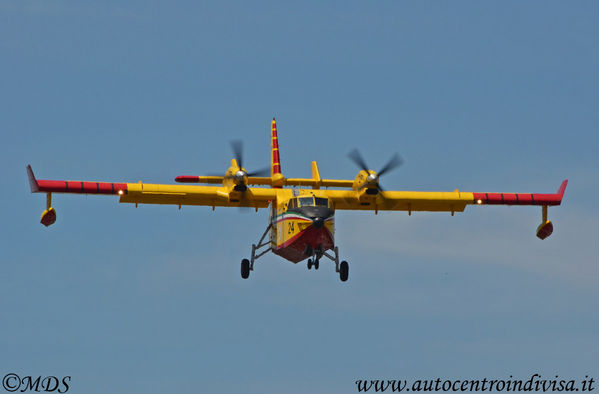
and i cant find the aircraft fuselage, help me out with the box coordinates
[270,195,335,263]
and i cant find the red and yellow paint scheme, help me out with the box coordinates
[27,118,568,281]
[270,194,335,263]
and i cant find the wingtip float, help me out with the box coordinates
[27,119,568,282]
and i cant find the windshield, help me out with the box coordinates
[314,197,328,207]
[288,198,297,209]
[298,197,314,207]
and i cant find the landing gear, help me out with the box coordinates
[307,258,320,270]
[240,223,272,280]
[319,246,349,282]
[240,222,348,282]
[241,259,250,279]
[339,261,349,282]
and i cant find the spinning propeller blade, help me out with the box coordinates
[229,141,268,211]
[229,140,268,177]
[231,140,244,170]
[348,149,403,193]
[378,153,403,177]
[348,149,370,173]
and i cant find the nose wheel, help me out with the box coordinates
[307,259,320,270]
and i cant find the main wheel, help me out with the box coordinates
[314,260,319,270]
[241,259,250,279]
[307,259,313,270]
[339,261,349,282]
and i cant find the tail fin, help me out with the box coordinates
[26,164,40,193]
[271,117,282,177]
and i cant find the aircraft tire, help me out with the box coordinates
[307,259,313,270]
[314,260,319,270]
[339,261,349,282]
[241,259,250,279]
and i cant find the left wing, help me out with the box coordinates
[323,180,568,213]
[324,189,472,213]
[321,180,568,239]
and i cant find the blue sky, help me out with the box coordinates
[2,1,598,393]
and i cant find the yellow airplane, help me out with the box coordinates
[27,118,568,282]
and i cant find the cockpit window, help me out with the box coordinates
[298,197,314,207]
[289,198,297,209]
[314,197,328,207]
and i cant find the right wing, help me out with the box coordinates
[27,165,278,209]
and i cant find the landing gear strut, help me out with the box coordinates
[320,246,349,282]
[240,223,348,282]
[240,223,272,279]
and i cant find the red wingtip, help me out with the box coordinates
[557,179,568,197]
[26,164,40,193]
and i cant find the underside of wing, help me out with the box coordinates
[323,180,568,213]
[27,165,278,215]
[120,183,277,208]
[324,189,472,212]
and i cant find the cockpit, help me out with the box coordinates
[288,196,329,209]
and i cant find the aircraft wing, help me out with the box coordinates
[120,182,277,208]
[27,165,278,209]
[323,180,568,213]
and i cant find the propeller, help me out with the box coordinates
[348,149,403,193]
[229,140,270,179]
[229,140,269,211]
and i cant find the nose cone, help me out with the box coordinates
[303,206,331,229]
[293,206,332,229]
[312,217,324,228]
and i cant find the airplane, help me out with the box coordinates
[27,118,568,282]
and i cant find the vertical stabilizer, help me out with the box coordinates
[271,118,282,177]
[311,161,322,189]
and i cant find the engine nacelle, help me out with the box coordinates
[352,170,378,192]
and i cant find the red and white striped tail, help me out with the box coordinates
[271,117,282,177]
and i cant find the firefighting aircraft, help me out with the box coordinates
[27,118,568,282]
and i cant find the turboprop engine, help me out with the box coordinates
[348,149,403,196]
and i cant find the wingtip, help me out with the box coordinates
[26,164,40,193]
[558,179,568,197]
